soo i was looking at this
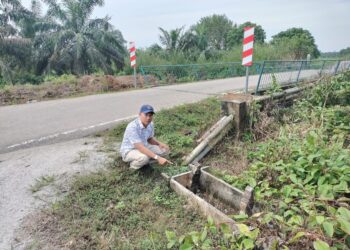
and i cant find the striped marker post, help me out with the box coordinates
[129,42,137,87]
[242,27,255,93]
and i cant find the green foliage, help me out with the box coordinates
[43,74,77,85]
[271,28,320,59]
[47,165,205,249]
[175,72,350,249]
[265,74,282,95]
[339,47,350,59]
[166,217,259,249]
[33,0,127,75]
[193,14,233,50]
[158,26,198,53]
[227,21,266,48]
[13,72,44,85]
[306,71,350,107]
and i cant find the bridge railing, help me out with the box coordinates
[139,59,350,93]
[255,59,350,94]
[140,62,263,86]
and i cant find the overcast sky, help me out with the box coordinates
[22,0,350,52]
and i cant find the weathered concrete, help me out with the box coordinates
[221,94,252,137]
[183,115,233,165]
[170,166,255,230]
[170,171,238,230]
[200,167,244,210]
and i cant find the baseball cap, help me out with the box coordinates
[140,104,155,114]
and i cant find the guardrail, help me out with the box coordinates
[140,62,263,86]
[140,59,350,93]
[255,59,350,94]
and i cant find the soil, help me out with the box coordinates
[196,190,237,216]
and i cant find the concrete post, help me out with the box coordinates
[221,99,249,138]
[240,186,254,215]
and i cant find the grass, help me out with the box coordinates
[30,175,56,193]
[45,166,205,249]
[30,98,222,249]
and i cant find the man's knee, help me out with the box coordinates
[130,154,149,169]
[159,148,170,157]
[137,154,149,164]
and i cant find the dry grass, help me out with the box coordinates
[0,74,157,106]
[202,103,282,177]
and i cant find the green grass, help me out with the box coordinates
[48,166,204,249]
[34,98,221,249]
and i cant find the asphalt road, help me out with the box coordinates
[0,70,319,154]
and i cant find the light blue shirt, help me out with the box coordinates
[120,118,154,159]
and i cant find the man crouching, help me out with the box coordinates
[120,104,172,169]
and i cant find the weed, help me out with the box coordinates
[71,150,89,164]
[30,175,55,193]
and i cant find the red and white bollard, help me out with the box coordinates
[242,27,255,93]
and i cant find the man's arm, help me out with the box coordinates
[148,137,170,151]
[148,137,160,146]
[134,142,157,158]
[134,142,170,165]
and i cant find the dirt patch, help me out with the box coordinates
[0,137,117,250]
[197,190,237,215]
[202,138,250,176]
[0,74,158,106]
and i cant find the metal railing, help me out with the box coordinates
[140,62,263,86]
[255,59,350,94]
[140,59,350,93]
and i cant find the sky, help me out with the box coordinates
[22,0,350,52]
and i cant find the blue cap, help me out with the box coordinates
[140,104,155,114]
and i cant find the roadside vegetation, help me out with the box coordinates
[169,72,350,249]
[28,72,350,249]
[0,74,143,105]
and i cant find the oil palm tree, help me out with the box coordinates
[0,0,34,83]
[34,0,126,75]
[158,26,198,53]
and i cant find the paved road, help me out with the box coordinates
[0,70,319,154]
[0,75,256,153]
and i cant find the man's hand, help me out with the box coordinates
[157,156,173,166]
[159,142,170,152]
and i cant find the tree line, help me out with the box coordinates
[0,0,342,85]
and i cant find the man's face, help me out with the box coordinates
[139,112,153,126]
